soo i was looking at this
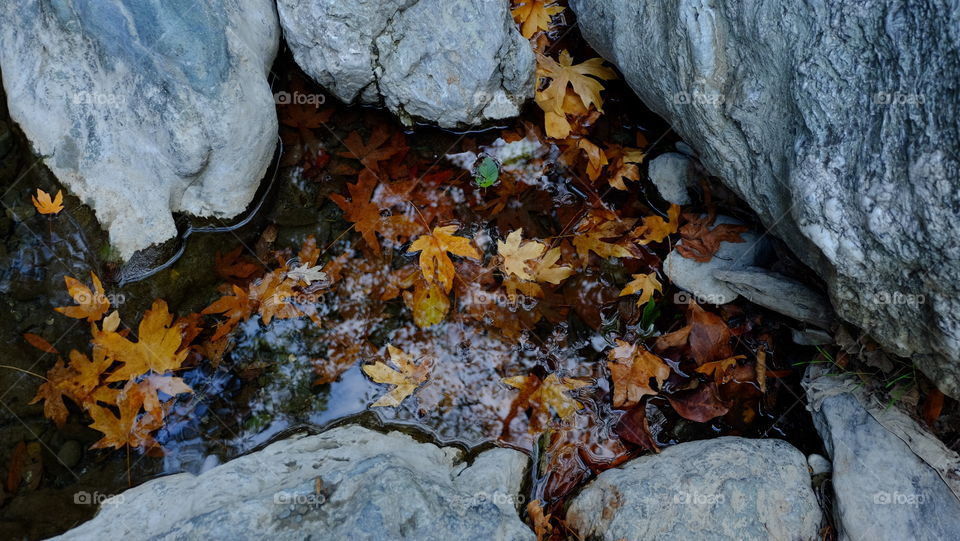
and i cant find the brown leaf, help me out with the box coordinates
[666,382,730,422]
[677,213,748,263]
[615,403,659,453]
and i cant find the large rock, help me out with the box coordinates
[570,0,960,396]
[0,0,280,258]
[805,367,960,541]
[55,425,534,540]
[566,437,822,541]
[277,0,534,128]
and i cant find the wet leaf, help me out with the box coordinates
[632,204,681,245]
[666,382,730,422]
[409,279,450,328]
[606,339,671,408]
[31,188,63,215]
[536,51,617,115]
[95,299,189,381]
[512,0,563,39]
[619,272,662,306]
[677,213,748,262]
[23,333,58,354]
[498,229,546,281]
[502,373,590,423]
[362,345,432,407]
[408,225,481,293]
[54,272,110,323]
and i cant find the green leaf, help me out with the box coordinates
[474,157,500,188]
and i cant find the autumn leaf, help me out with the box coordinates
[137,374,191,413]
[88,387,163,451]
[666,382,730,422]
[214,247,262,283]
[338,126,407,173]
[286,264,328,286]
[202,284,255,341]
[502,373,590,422]
[526,499,554,541]
[497,229,546,281]
[408,225,481,292]
[531,247,574,284]
[578,138,609,182]
[54,273,110,322]
[605,145,646,190]
[606,339,671,408]
[57,349,116,407]
[632,204,681,245]
[619,272,662,306]
[677,213,748,262]
[408,279,450,328]
[654,303,733,365]
[329,170,387,254]
[95,299,189,381]
[23,333,58,354]
[512,0,564,39]
[32,188,63,215]
[536,51,617,115]
[572,210,636,266]
[362,345,432,407]
[29,360,73,427]
[695,355,746,385]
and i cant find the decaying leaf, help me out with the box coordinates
[95,299,189,381]
[498,229,546,281]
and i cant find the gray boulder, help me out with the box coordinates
[805,367,960,541]
[0,0,280,259]
[566,437,822,541]
[55,425,534,540]
[570,0,960,396]
[663,215,767,305]
[277,0,534,128]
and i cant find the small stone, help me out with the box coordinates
[806,453,831,476]
[647,152,694,205]
[56,440,82,469]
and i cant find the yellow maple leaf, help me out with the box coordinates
[536,51,617,115]
[633,204,682,244]
[54,272,110,322]
[32,188,63,215]
[95,299,188,381]
[512,0,564,39]
[572,210,637,265]
[578,138,609,181]
[408,225,481,293]
[408,279,450,328]
[362,345,432,407]
[606,339,671,408]
[497,229,546,281]
[695,355,746,385]
[531,247,574,284]
[619,272,663,306]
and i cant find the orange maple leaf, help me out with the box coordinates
[32,188,63,215]
[338,126,407,173]
[330,170,388,254]
[502,373,591,423]
[87,385,163,451]
[202,284,255,341]
[408,225,481,293]
[95,299,188,381]
[54,273,110,322]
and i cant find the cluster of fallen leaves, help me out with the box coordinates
[28,274,195,453]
